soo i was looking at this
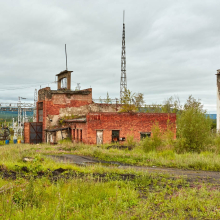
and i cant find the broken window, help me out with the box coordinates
[112,130,120,142]
[140,132,151,140]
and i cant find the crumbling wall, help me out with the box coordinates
[59,103,121,117]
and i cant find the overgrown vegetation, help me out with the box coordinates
[119,88,145,112]
[176,95,212,153]
[1,144,220,219]
[0,94,219,218]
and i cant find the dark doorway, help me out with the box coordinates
[112,130,120,142]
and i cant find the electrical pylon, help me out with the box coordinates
[120,10,127,101]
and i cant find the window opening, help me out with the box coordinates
[73,129,75,140]
[140,132,151,139]
[112,130,120,142]
[80,129,82,142]
[38,102,43,122]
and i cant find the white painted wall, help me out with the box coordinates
[217,86,220,131]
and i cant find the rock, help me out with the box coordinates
[23,157,34,162]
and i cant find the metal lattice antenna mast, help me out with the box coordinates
[65,44,68,71]
[120,10,127,101]
[33,89,37,122]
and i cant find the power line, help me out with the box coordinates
[0,81,56,91]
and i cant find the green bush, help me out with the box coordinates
[126,134,137,147]
[141,136,155,153]
[142,122,163,152]
[176,96,212,153]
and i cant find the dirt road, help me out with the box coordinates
[48,154,220,184]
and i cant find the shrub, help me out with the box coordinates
[176,96,212,153]
[126,134,137,147]
[163,119,175,147]
[141,136,155,153]
[142,122,163,152]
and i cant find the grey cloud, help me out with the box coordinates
[0,0,219,113]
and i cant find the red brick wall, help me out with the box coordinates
[69,123,88,143]
[24,123,30,143]
[86,112,176,144]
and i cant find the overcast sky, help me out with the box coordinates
[0,0,219,113]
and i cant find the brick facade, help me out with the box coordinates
[34,72,176,145]
[68,112,176,145]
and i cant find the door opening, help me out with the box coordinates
[96,130,103,145]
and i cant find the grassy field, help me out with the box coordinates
[1,143,220,219]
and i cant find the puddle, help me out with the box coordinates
[47,155,121,167]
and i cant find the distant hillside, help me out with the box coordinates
[0,109,33,122]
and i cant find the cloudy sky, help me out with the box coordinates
[0,0,219,113]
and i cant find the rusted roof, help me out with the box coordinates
[50,90,91,95]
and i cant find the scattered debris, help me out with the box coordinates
[106,145,134,150]
[23,157,34,162]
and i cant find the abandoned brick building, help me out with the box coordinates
[24,70,176,144]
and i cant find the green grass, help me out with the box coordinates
[1,170,220,219]
[2,142,220,172]
[1,143,220,218]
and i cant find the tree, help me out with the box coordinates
[176,95,212,152]
[145,96,181,113]
[105,92,111,104]
[161,96,181,113]
[134,93,145,108]
[119,88,137,112]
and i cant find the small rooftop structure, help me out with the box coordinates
[56,70,73,90]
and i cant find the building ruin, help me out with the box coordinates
[24,70,176,144]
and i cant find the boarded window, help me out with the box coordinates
[140,132,151,139]
[112,130,120,142]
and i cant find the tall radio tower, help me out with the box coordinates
[120,10,127,101]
